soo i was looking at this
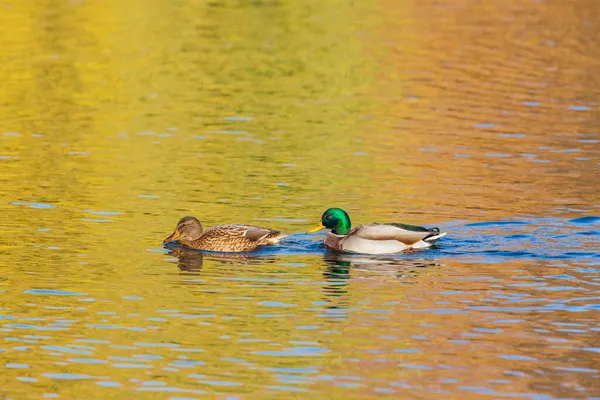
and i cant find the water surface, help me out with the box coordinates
[1,0,599,398]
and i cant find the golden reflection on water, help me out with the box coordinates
[1,0,599,398]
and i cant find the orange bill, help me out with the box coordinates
[163,229,181,243]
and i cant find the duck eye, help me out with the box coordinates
[326,215,332,220]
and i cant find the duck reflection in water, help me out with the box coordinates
[323,252,440,277]
[166,245,277,273]
[321,252,441,313]
[167,247,205,272]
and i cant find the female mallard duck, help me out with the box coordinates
[163,216,287,253]
[308,208,446,254]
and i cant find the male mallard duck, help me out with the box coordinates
[163,216,287,253]
[308,208,446,254]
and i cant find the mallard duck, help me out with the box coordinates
[307,208,446,254]
[163,216,287,253]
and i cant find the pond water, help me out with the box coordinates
[1,0,599,398]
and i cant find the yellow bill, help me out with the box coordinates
[307,222,325,233]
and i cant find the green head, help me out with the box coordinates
[308,208,352,235]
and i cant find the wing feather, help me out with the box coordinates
[204,224,281,242]
[244,228,273,242]
[352,223,434,245]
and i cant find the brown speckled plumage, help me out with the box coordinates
[163,216,286,253]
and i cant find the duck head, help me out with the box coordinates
[163,216,203,243]
[307,208,352,235]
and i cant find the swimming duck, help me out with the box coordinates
[307,208,446,254]
[163,216,287,253]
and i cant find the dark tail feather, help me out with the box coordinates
[423,228,446,242]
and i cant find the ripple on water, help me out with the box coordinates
[40,346,90,356]
[251,347,330,357]
[24,289,86,296]
[10,201,55,209]
[69,358,106,364]
[112,363,152,369]
[97,381,122,387]
[463,221,529,227]
[16,377,38,382]
[6,363,30,368]
[136,387,207,394]
[569,216,600,224]
[81,218,113,223]
[223,116,253,121]
[568,105,592,111]
[43,373,93,380]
